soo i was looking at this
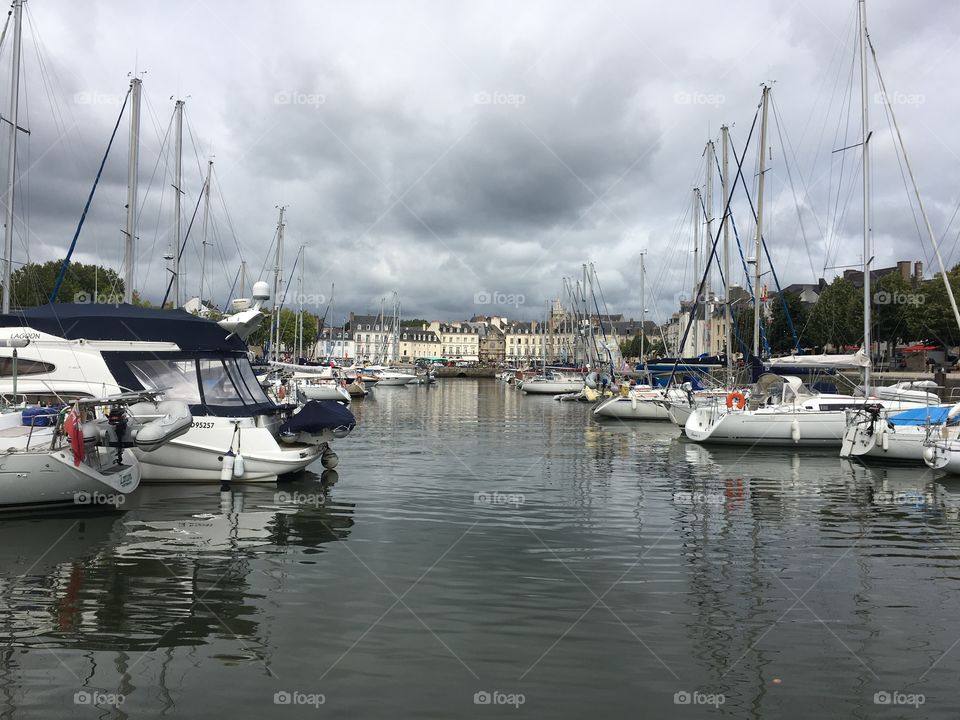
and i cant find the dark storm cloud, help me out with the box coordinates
[5,0,960,323]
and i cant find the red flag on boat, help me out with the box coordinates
[64,403,84,467]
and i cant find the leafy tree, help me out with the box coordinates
[10,260,124,307]
[873,271,919,355]
[911,266,960,347]
[248,308,319,356]
[767,291,810,354]
[806,277,863,350]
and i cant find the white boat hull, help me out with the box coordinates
[299,383,351,402]
[593,396,670,420]
[685,406,848,446]
[0,449,139,510]
[134,418,322,483]
[521,380,584,395]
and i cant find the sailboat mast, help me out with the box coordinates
[691,187,701,356]
[297,245,304,360]
[172,99,185,308]
[271,206,286,363]
[199,159,212,307]
[639,250,646,364]
[753,85,771,359]
[721,125,733,384]
[1,0,22,315]
[859,0,872,393]
[705,141,715,356]
[123,76,142,304]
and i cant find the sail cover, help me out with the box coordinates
[768,349,870,369]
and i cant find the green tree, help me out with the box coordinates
[911,266,960,347]
[767,291,810,354]
[11,260,124,307]
[806,277,863,350]
[873,271,920,355]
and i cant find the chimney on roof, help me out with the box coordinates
[897,260,911,281]
[914,260,923,285]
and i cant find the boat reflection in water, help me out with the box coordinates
[0,471,353,712]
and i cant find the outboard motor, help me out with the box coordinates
[105,405,132,464]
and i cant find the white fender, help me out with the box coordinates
[630,393,638,410]
[233,453,246,478]
[881,432,889,451]
[220,450,236,482]
[790,419,801,444]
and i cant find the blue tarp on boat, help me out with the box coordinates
[279,400,356,437]
[888,407,950,426]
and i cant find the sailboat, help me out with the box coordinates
[684,24,939,448]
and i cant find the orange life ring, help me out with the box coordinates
[278,385,286,400]
[725,391,746,410]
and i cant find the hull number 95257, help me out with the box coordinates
[190,421,215,429]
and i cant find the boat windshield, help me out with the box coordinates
[128,359,202,404]
[126,357,271,408]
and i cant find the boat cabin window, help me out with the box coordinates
[199,359,245,406]
[0,357,55,376]
[128,359,202,404]
[234,358,271,404]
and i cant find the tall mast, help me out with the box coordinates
[239,259,246,298]
[582,264,589,367]
[199,159,212,307]
[172,99,185,308]
[753,84,771,359]
[123,76,142,304]
[691,187,701,356]
[297,244,304,360]
[705,141,715,356]
[859,0,872,393]
[1,0,22,314]
[639,250,646,364]
[721,125,733,384]
[271,206,286,362]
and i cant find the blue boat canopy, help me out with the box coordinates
[888,407,951,426]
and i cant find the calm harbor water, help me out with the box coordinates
[2,378,959,718]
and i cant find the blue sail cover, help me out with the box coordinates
[279,400,356,437]
[888,407,951,426]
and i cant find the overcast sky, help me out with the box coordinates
[7,0,960,325]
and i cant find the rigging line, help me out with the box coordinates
[667,96,761,389]
[824,42,859,274]
[770,92,822,284]
[212,164,245,262]
[160,179,205,307]
[137,107,174,293]
[257,224,279,282]
[50,88,131,303]
[724,135,799,354]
